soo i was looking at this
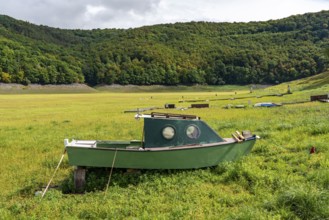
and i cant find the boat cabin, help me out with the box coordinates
[139,112,224,148]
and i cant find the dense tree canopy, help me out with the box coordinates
[0,11,328,85]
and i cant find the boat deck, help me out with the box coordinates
[66,140,142,148]
[65,138,240,150]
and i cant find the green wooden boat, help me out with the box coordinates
[65,112,258,170]
[64,112,257,169]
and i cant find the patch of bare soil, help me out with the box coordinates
[0,83,97,93]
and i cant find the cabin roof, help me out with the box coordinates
[135,112,200,120]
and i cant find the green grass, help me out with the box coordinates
[0,81,328,219]
[266,70,329,93]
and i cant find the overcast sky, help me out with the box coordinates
[0,0,328,29]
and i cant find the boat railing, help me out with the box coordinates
[135,112,200,120]
[151,112,200,119]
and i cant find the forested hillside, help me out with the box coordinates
[0,11,329,85]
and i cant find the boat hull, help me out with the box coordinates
[66,138,256,169]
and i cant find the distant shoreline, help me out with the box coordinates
[0,83,260,94]
[0,83,97,94]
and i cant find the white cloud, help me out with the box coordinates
[0,0,327,29]
[86,5,107,17]
[84,5,107,23]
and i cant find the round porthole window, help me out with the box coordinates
[162,126,175,140]
[186,125,200,139]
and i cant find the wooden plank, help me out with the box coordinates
[74,166,86,193]
[311,94,329,101]
[164,104,175,109]
[191,103,209,108]
[150,112,199,119]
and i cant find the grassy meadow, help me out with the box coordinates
[0,82,329,219]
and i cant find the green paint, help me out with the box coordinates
[66,115,256,169]
[143,117,224,148]
[66,139,256,169]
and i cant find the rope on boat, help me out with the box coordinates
[41,149,66,198]
[104,148,118,196]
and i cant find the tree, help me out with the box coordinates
[325,48,329,59]
[0,72,11,83]
[1,11,329,85]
